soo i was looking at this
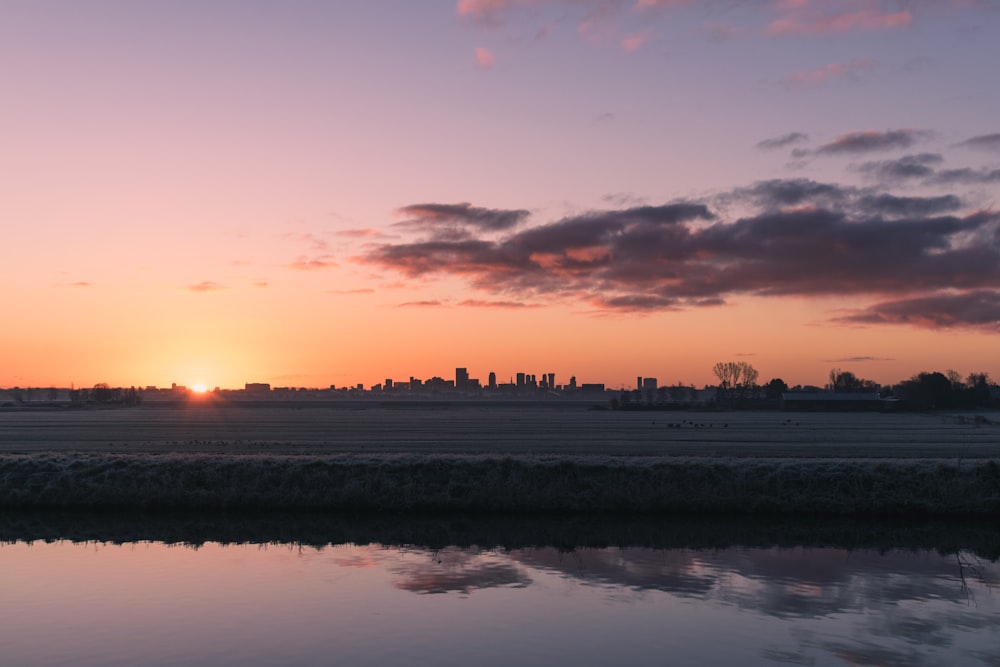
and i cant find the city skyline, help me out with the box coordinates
[3,1,999,390]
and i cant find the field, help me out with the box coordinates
[1,403,998,514]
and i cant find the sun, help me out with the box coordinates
[191,383,208,394]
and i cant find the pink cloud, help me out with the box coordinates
[289,257,338,270]
[335,228,384,238]
[458,299,541,309]
[768,9,913,35]
[620,29,652,52]
[397,300,446,308]
[187,281,225,293]
[281,231,329,251]
[773,0,809,9]
[635,0,691,7]
[475,47,496,69]
[786,58,875,89]
[457,0,510,19]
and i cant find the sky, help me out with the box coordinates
[2,0,999,390]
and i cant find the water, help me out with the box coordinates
[2,516,997,666]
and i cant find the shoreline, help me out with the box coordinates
[3,508,999,560]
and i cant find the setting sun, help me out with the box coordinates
[191,384,208,394]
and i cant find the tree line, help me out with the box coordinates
[613,362,997,411]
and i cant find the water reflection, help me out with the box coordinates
[1,514,998,666]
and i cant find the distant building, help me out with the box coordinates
[245,383,271,394]
[455,367,469,391]
[642,377,658,391]
[488,372,497,389]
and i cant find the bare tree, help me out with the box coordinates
[713,361,759,407]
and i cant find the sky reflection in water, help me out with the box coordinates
[1,539,997,666]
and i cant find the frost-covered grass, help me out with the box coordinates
[2,407,997,515]
[2,405,999,458]
[1,452,998,515]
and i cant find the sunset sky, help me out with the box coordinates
[3,0,999,390]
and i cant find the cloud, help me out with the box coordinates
[289,257,338,270]
[636,0,692,7]
[837,290,1000,331]
[254,281,270,288]
[281,232,329,251]
[854,193,963,217]
[852,153,1000,187]
[187,281,225,293]
[784,59,875,90]
[458,299,541,308]
[620,29,652,52]
[328,288,376,295]
[853,153,944,182]
[69,281,92,288]
[825,356,895,363]
[397,300,446,308]
[756,132,809,150]
[955,133,1000,152]
[475,47,495,68]
[362,187,1000,329]
[815,129,929,156]
[767,8,913,36]
[928,167,1000,186]
[336,228,384,238]
[457,0,512,22]
[396,202,531,239]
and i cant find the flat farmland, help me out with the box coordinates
[1,402,997,459]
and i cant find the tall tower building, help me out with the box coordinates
[456,367,469,391]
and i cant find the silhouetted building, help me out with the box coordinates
[547,373,555,390]
[642,377,658,391]
[455,367,469,391]
[488,372,497,389]
[245,383,271,393]
[516,372,526,388]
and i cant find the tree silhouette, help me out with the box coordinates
[764,378,788,400]
[828,368,878,393]
[713,361,759,407]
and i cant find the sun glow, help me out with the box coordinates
[191,383,208,394]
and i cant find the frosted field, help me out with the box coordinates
[1,403,998,458]
[1,404,998,514]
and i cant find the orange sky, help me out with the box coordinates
[2,2,999,390]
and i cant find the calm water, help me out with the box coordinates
[2,525,998,666]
